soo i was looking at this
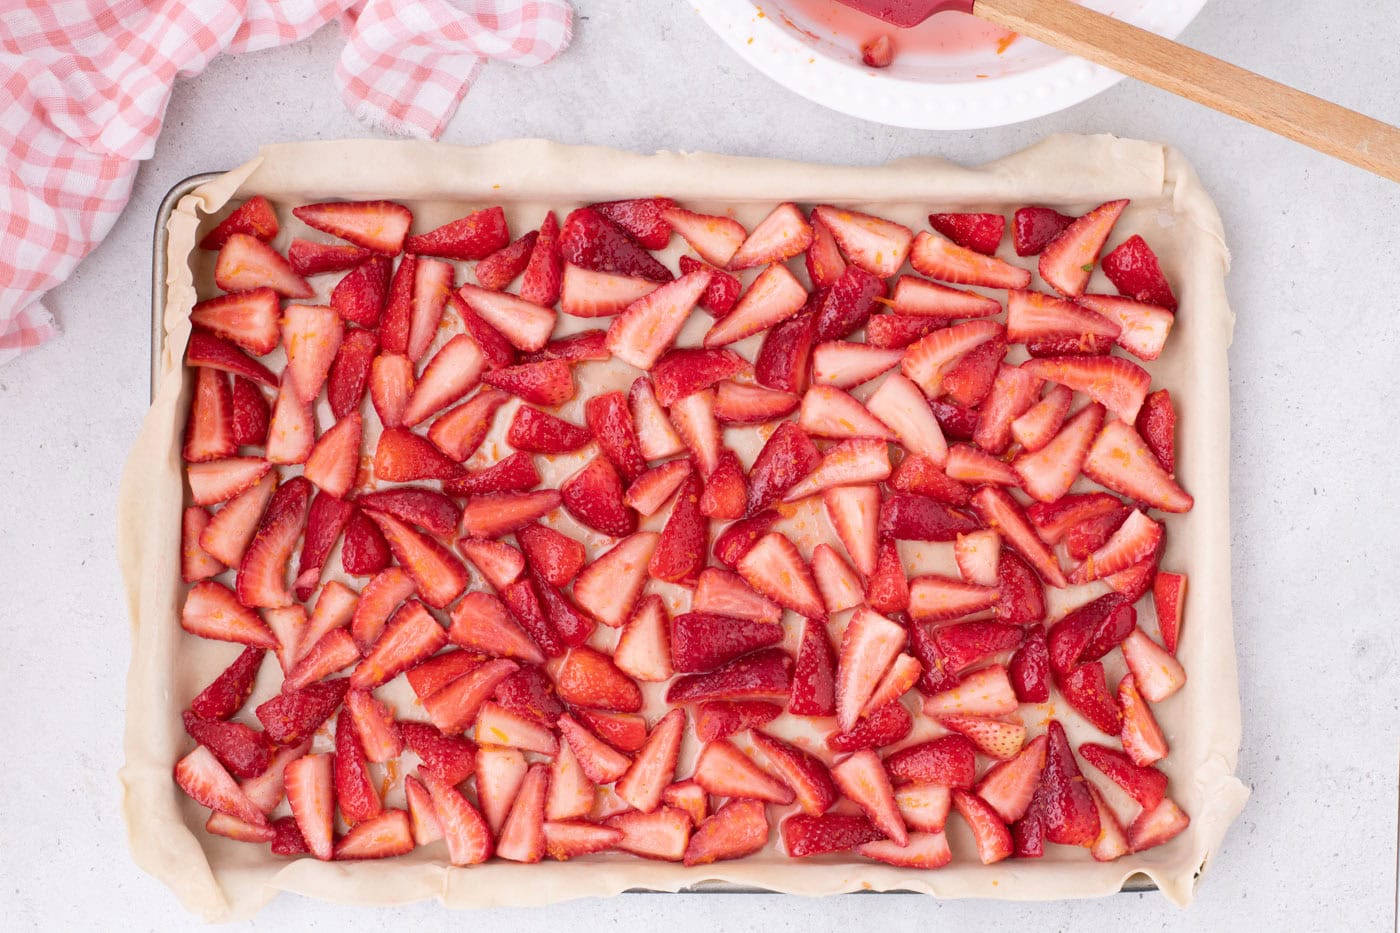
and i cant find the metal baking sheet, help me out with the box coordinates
[150,170,1160,898]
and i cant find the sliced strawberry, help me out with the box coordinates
[504,405,589,455]
[679,254,742,316]
[1024,329,1115,358]
[700,449,747,519]
[604,269,711,368]
[928,212,1005,256]
[968,366,1041,456]
[899,319,1004,398]
[1077,293,1173,361]
[952,529,999,587]
[558,456,634,537]
[812,486,880,579]
[1009,383,1072,453]
[365,352,412,429]
[355,487,459,538]
[454,540,527,594]
[558,264,657,318]
[333,808,415,861]
[186,331,277,388]
[1055,661,1122,735]
[1128,795,1191,852]
[782,813,883,857]
[909,574,999,626]
[880,492,982,543]
[947,334,1011,409]
[299,414,359,501]
[1133,387,1178,475]
[552,716,632,788]
[1026,491,1125,544]
[402,336,483,427]
[474,746,527,835]
[456,284,555,355]
[1005,289,1119,347]
[813,266,887,341]
[784,437,891,502]
[830,748,907,844]
[890,455,971,506]
[524,329,610,365]
[420,659,519,735]
[180,710,270,779]
[920,664,1018,718]
[950,789,1013,864]
[291,200,410,254]
[544,739,596,823]
[971,486,1068,588]
[865,313,944,350]
[1102,234,1178,310]
[477,702,559,755]
[690,700,781,745]
[1012,206,1076,257]
[1039,719,1101,846]
[681,798,768,866]
[621,459,690,516]
[263,372,315,465]
[1152,569,1187,654]
[862,829,956,869]
[933,621,1023,674]
[1021,357,1150,425]
[201,195,279,250]
[624,377,683,461]
[692,738,795,804]
[910,231,1030,289]
[288,238,370,277]
[865,536,910,615]
[945,445,1017,488]
[445,453,543,499]
[204,810,276,844]
[733,531,823,620]
[610,594,672,683]
[499,578,564,658]
[885,734,976,788]
[810,344,902,396]
[1038,199,1127,297]
[560,207,670,281]
[331,708,381,825]
[644,469,706,581]
[1078,781,1131,862]
[1008,623,1050,702]
[1012,786,1047,858]
[754,309,818,394]
[405,649,481,700]
[703,263,808,348]
[283,628,359,692]
[190,289,280,356]
[553,645,642,712]
[572,531,658,628]
[476,231,539,290]
[365,509,468,608]
[1117,673,1169,767]
[371,429,459,485]
[798,385,893,442]
[658,780,708,828]
[230,376,271,447]
[419,767,493,865]
[540,820,620,861]
[255,677,348,747]
[826,701,913,752]
[1121,628,1187,702]
[809,205,913,277]
[665,647,792,704]
[494,762,549,863]
[527,565,595,648]
[1069,509,1162,583]
[329,255,390,329]
[1013,402,1105,503]
[710,382,797,428]
[1078,742,1167,810]
[322,328,378,421]
[214,234,313,298]
[1045,593,1131,675]
[774,617,835,719]
[231,476,311,609]
[447,297,515,372]
[606,807,692,861]
[889,275,1002,320]
[403,774,444,845]
[181,507,224,584]
[174,745,268,829]
[939,713,1025,760]
[343,688,402,763]
[399,722,478,786]
[671,611,783,674]
[652,348,748,407]
[662,207,746,266]
[189,646,266,722]
[519,210,563,306]
[832,605,904,731]
[810,544,863,614]
[926,398,978,444]
[581,391,646,480]
[802,211,848,288]
[615,708,686,813]
[400,205,506,259]
[740,424,816,516]
[668,387,721,476]
[728,202,814,270]
[341,509,390,576]
[859,33,893,65]
[352,599,451,690]
[509,524,582,589]
[492,662,566,725]
[481,359,574,406]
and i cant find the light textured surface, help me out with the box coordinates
[0,0,1396,929]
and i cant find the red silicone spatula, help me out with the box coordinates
[837,0,1400,183]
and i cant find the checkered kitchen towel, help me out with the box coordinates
[0,0,572,365]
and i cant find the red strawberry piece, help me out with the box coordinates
[950,789,1013,864]
[1055,661,1123,735]
[1083,420,1192,512]
[928,212,1005,256]
[553,646,642,712]
[665,647,792,704]
[616,708,686,813]
[1026,491,1125,544]
[408,259,457,363]
[826,701,913,753]
[324,328,378,420]
[813,543,864,614]
[910,231,1030,289]
[670,387,721,474]
[507,405,591,454]
[809,205,913,277]
[196,470,276,568]
[695,700,783,743]
[214,234,313,298]
[1102,234,1178,310]
[189,646,266,721]
[365,509,468,608]
[368,352,413,428]
[879,493,981,543]
[201,195,279,250]
[543,820,622,860]
[235,476,311,609]
[475,230,539,290]
[628,376,684,459]
[293,492,353,601]
[661,780,708,827]
[859,32,895,66]
[500,577,564,658]
[1069,509,1162,583]
[405,649,481,700]
[899,319,1004,398]
[754,308,817,394]
[814,266,887,342]
[704,264,809,349]
[204,810,275,844]
[255,677,348,746]
[560,456,636,537]
[1011,384,1073,452]
[1008,623,1051,702]
[191,289,280,356]
[889,456,971,507]
[736,532,824,619]
[700,449,747,520]
[173,746,267,829]
[682,798,769,867]
[524,329,610,364]
[801,213,847,290]
[445,452,543,499]
[546,741,596,822]
[890,275,1002,320]
[302,413,361,500]
[712,382,799,426]
[939,714,1026,761]
[1012,206,1076,257]
[787,617,838,717]
[941,334,1006,408]
[1121,628,1187,702]
[1039,720,1101,846]
[560,207,671,281]
[1024,330,1114,358]
[373,427,464,483]
[1021,356,1150,425]
[945,444,1019,487]
[728,202,814,270]
[1047,593,1134,674]
[665,208,747,268]
[181,710,269,779]
[402,335,485,427]
[1127,796,1190,853]
[495,763,548,863]
[356,486,459,537]
[1038,198,1128,297]
[920,664,1019,719]
[1153,570,1187,654]
[422,656,521,735]
[994,549,1044,623]
[1102,537,1165,603]
[653,348,749,407]
[281,752,336,861]
[614,595,673,682]
[834,606,905,730]
[976,733,1048,825]
[520,210,563,306]
[1077,293,1174,361]
[679,254,742,316]
[332,708,381,825]
[288,239,371,276]
[448,591,541,663]
[449,294,516,370]
[400,205,507,260]
[527,565,595,647]
[933,621,1024,674]
[333,809,415,860]
[885,734,976,788]
[748,733,836,820]
[800,383,895,440]
[671,611,782,674]
[481,359,575,407]
[264,372,315,465]
[1013,402,1106,503]
[712,509,778,570]
[183,367,236,463]
[647,471,705,583]
[590,197,674,250]
[399,722,478,785]
[1011,785,1047,858]
[404,774,443,844]
[819,484,879,576]
[584,391,647,481]
[831,748,907,844]
[572,531,659,628]
[575,708,649,754]
[972,486,1068,588]
[1005,288,1119,347]
[783,437,891,502]
[558,264,657,318]
[330,255,390,328]
[186,331,277,388]
[953,529,999,586]
[921,402,974,449]
[907,574,998,622]
[456,283,555,354]
[477,702,559,755]
[292,200,411,254]
[692,738,794,804]
[341,509,391,576]
[1079,742,1167,810]
[623,459,692,516]
[969,365,1041,456]
[1135,387,1177,474]
[419,767,493,865]
[605,807,693,861]
[229,376,271,447]
[514,523,585,588]
[456,537,528,593]
[353,599,451,690]
[864,536,909,614]
[746,422,820,515]
[1119,674,1169,766]
[782,813,883,857]
[865,313,944,350]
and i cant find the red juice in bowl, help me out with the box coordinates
[770,0,1016,58]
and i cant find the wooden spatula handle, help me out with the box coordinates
[976,0,1400,183]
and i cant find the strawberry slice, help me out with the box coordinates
[711,511,778,571]
[681,798,769,867]
[1046,592,1134,674]
[456,282,556,353]
[365,509,468,608]
[810,342,903,391]
[372,428,460,484]
[456,487,557,539]
[755,309,818,394]
[1135,388,1177,473]
[953,529,999,586]
[543,821,622,861]
[663,207,746,267]
[879,493,981,543]
[939,713,1025,761]
[787,617,837,717]
[679,254,742,316]
[499,578,563,658]
[910,231,1031,289]
[1021,354,1151,423]
[783,438,891,502]
[190,289,280,356]
[324,328,378,420]
[615,708,686,813]
[515,209,563,305]
[527,566,594,648]
[969,364,1041,455]
[333,809,414,860]
[866,313,945,350]
[858,830,953,869]
[668,387,721,476]
[573,531,659,627]
[831,749,907,845]
[330,255,390,328]
[744,732,835,818]
[864,536,909,614]
[553,646,642,712]
[782,813,883,857]
[1005,288,1119,346]
[201,195,279,250]
[833,606,905,731]
[1008,623,1050,702]
[670,611,782,673]
[214,234,313,298]
[561,456,636,537]
[454,539,527,594]
[920,664,1018,718]
[332,708,381,825]
[1102,234,1178,310]
[283,628,359,691]
[727,202,814,270]
[405,649,480,700]
[890,455,971,506]
[812,544,864,614]
[401,205,507,259]
[1010,383,1072,452]
[264,372,315,465]
[492,663,566,725]
[513,523,585,588]
[204,810,276,844]
[614,594,673,682]
[818,484,879,576]
[799,384,894,441]
[1082,420,1192,513]
[494,762,548,863]
[950,789,1013,864]
[173,745,267,828]
[475,231,539,290]
[803,212,848,288]
[404,775,443,845]
[1118,673,1169,767]
[626,377,684,460]
[353,599,451,690]
[1038,199,1127,297]
[1012,206,1076,256]
[545,740,596,822]
[889,275,1002,320]
[288,238,371,276]
[826,700,913,752]
[419,767,493,865]
[933,621,1024,673]
[367,352,413,429]
[1026,491,1125,543]
[398,723,478,786]
[189,645,265,721]
[476,702,559,755]
[556,714,633,784]
[745,422,819,515]
[560,207,670,281]
[860,383,946,475]
[450,296,516,371]
[810,205,912,277]
[665,647,792,704]
[505,405,590,454]
[652,349,748,407]
[1128,796,1190,853]
[1055,661,1122,734]
[694,700,782,743]
[1081,781,1131,862]
[1079,743,1167,810]
[1070,509,1162,583]
[1121,628,1187,702]
[1039,719,1101,846]
[1153,570,1187,654]
[950,444,1020,491]
[703,264,808,348]
[623,459,692,516]
[420,659,520,734]
[736,532,824,619]
[402,336,484,427]
[356,486,459,537]
[300,413,360,500]
[1077,293,1174,361]
[576,394,647,483]
[520,331,605,366]
[606,807,692,861]
[606,269,711,368]
[942,334,1007,407]
[693,739,794,804]
[186,331,278,388]
[558,264,657,317]
[928,212,1005,256]
[343,688,402,763]
[814,266,888,341]
[232,476,311,608]
[481,359,575,406]
[1013,402,1105,503]
[230,376,271,446]
[293,200,411,254]
[662,780,709,827]
[183,367,236,463]
[700,449,747,519]
[255,677,348,746]
[445,452,542,498]
[899,319,1004,398]
[711,382,797,427]
[885,734,975,788]
[341,509,390,575]
[181,710,270,779]
[972,486,1068,588]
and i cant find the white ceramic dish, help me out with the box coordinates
[692,0,1210,130]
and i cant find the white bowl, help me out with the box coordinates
[694,0,1210,130]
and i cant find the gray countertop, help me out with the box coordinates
[1,1,1396,929]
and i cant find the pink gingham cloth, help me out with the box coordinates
[0,0,572,366]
